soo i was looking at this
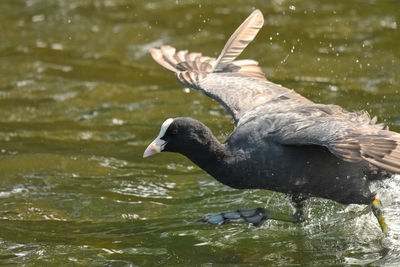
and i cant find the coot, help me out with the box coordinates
[143,9,400,233]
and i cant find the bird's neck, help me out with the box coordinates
[181,136,232,182]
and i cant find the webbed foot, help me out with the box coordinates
[198,208,269,227]
[198,205,306,227]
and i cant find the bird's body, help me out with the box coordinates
[144,9,399,233]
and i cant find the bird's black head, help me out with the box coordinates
[143,117,213,157]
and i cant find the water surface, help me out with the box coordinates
[1,0,400,265]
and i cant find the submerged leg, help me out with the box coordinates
[290,194,308,223]
[371,197,388,235]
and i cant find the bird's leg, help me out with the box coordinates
[371,197,388,235]
[290,194,307,223]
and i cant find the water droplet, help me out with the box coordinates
[329,85,338,92]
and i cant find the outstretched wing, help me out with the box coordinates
[265,103,400,173]
[149,10,311,123]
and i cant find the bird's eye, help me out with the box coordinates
[171,129,179,135]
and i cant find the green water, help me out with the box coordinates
[1,0,400,265]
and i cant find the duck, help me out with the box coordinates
[143,9,400,234]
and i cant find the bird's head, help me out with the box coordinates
[143,117,212,158]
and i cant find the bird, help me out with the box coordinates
[143,9,400,234]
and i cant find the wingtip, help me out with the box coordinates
[250,9,264,24]
[213,8,265,70]
[149,45,179,72]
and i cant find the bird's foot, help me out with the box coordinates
[198,208,269,227]
[198,207,304,227]
[371,197,388,235]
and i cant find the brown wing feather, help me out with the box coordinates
[149,46,178,72]
[213,10,264,70]
[330,131,400,173]
[359,136,400,173]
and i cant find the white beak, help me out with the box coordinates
[143,138,166,158]
[143,118,174,158]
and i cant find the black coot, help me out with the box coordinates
[143,10,400,233]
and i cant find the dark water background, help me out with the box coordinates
[1,0,400,265]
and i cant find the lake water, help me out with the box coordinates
[1,0,400,265]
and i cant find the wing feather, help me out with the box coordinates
[149,10,311,123]
[213,10,264,70]
[268,104,400,173]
